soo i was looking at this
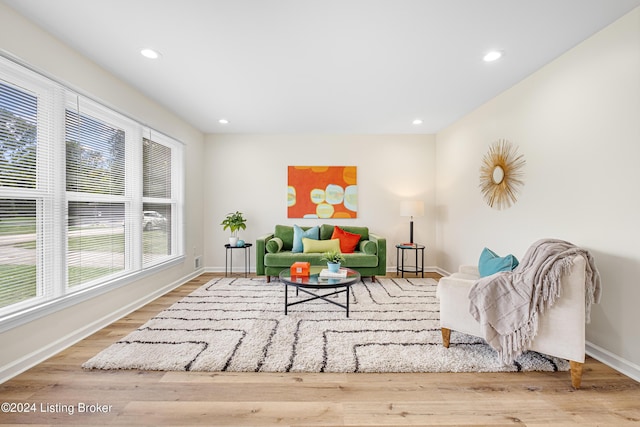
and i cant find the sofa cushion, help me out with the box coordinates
[320,224,369,241]
[264,251,378,268]
[302,237,340,253]
[274,225,295,250]
[478,247,519,277]
[292,224,319,253]
[330,226,361,253]
[266,237,283,254]
[341,252,379,268]
[359,239,377,255]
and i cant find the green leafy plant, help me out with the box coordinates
[321,250,345,264]
[220,211,247,236]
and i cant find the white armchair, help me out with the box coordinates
[437,254,587,388]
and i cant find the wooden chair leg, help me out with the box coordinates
[570,360,583,389]
[266,276,271,283]
[441,328,451,348]
[371,276,376,283]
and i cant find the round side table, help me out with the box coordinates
[396,244,425,278]
[224,243,252,277]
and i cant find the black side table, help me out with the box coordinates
[396,244,425,278]
[225,243,252,277]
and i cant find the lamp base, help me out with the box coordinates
[409,220,414,244]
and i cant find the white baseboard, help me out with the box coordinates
[0,269,202,385]
[387,266,448,276]
[586,341,640,383]
[431,266,450,276]
[205,266,238,274]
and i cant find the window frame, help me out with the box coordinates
[0,54,185,333]
[0,63,59,314]
[141,131,184,269]
[64,95,137,291]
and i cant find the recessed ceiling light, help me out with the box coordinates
[412,119,423,125]
[483,50,503,62]
[218,119,229,124]
[140,48,161,59]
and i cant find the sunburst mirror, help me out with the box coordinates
[479,139,525,210]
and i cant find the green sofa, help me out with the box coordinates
[256,224,386,282]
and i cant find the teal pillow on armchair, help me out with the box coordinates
[478,247,519,277]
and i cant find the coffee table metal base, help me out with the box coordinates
[279,267,360,318]
[284,284,351,317]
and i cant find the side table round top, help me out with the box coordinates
[396,243,425,249]
[225,243,253,248]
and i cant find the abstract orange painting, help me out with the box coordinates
[287,166,358,218]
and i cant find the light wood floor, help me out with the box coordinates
[1,272,639,426]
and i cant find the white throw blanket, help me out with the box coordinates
[468,239,601,364]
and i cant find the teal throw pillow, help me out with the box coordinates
[266,237,283,254]
[478,247,519,278]
[292,225,319,253]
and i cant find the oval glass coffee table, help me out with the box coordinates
[279,267,361,317]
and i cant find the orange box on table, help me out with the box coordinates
[290,261,310,277]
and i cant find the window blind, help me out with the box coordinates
[0,66,57,311]
[0,53,184,323]
[143,138,171,199]
[0,199,37,308]
[0,82,37,189]
[142,137,174,266]
[65,99,129,288]
[65,108,125,196]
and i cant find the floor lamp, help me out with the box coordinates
[400,200,424,244]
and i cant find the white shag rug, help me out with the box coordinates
[83,276,569,373]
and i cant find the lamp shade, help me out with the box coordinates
[400,200,424,217]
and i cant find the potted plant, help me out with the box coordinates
[220,211,247,246]
[321,250,346,273]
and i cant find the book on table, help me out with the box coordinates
[319,268,348,278]
[399,242,417,248]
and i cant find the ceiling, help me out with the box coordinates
[3,0,639,134]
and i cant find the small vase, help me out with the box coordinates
[229,236,238,246]
[327,262,340,273]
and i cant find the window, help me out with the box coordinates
[65,101,131,289]
[0,55,184,324]
[65,109,126,196]
[0,82,37,189]
[0,199,37,308]
[0,73,54,312]
[67,201,126,287]
[142,135,182,267]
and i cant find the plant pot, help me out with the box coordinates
[229,236,239,246]
[327,262,341,273]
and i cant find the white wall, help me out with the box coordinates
[204,134,437,273]
[0,3,205,380]
[436,8,640,374]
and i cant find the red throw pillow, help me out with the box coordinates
[330,226,361,253]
